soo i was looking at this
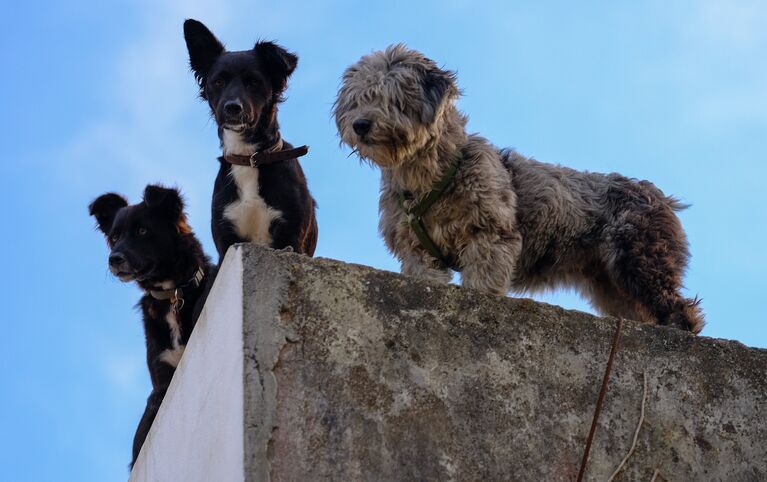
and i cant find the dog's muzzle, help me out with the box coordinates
[224,100,242,115]
[108,252,152,281]
[220,100,253,129]
[109,252,129,272]
[109,252,135,281]
[352,118,372,137]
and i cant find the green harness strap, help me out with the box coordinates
[399,154,462,272]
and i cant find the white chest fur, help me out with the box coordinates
[159,310,184,368]
[222,130,282,245]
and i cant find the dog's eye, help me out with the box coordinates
[110,233,119,243]
[214,78,226,88]
[137,227,148,236]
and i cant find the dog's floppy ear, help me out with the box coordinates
[89,193,128,235]
[184,19,225,89]
[143,184,185,220]
[419,65,459,124]
[254,41,298,92]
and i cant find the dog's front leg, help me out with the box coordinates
[459,231,520,295]
[380,190,452,284]
[269,216,302,252]
[400,249,452,284]
[131,387,166,468]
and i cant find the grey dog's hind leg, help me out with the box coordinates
[599,181,704,333]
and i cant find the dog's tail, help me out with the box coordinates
[665,195,690,212]
[637,180,689,212]
[668,296,705,334]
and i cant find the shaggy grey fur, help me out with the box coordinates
[334,44,703,333]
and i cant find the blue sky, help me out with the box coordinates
[1,1,766,480]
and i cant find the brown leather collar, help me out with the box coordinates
[224,143,309,168]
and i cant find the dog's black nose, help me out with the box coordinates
[224,101,243,117]
[352,118,372,136]
[109,252,127,268]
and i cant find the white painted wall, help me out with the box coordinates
[130,248,245,482]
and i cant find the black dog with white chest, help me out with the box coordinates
[184,19,318,263]
[89,185,216,468]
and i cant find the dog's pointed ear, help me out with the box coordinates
[89,193,128,235]
[254,41,298,91]
[184,19,225,87]
[419,66,459,124]
[143,185,184,220]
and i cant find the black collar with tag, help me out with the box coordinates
[148,267,205,313]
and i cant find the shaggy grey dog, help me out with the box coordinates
[334,44,704,333]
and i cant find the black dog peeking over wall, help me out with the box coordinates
[184,19,318,263]
[89,185,216,467]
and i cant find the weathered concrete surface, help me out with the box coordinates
[135,244,767,482]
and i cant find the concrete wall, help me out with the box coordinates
[131,244,767,482]
[129,249,245,482]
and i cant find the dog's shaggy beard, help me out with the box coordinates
[339,118,431,169]
[353,138,410,169]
